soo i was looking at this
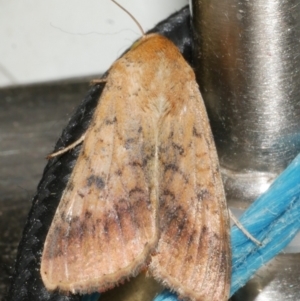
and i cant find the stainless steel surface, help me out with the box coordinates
[0,82,88,299]
[190,0,300,300]
[191,0,300,207]
[231,253,300,301]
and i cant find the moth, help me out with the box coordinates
[40,4,231,301]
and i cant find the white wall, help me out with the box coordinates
[0,0,188,87]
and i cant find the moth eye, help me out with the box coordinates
[130,35,148,50]
[131,39,143,50]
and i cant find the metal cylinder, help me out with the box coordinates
[191,0,300,207]
[190,0,300,300]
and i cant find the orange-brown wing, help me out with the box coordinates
[41,66,159,294]
[150,77,231,300]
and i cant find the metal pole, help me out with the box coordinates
[191,0,300,299]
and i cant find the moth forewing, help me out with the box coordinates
[41,34,231,301]
[149,77,231,301]
[41,35,163,293]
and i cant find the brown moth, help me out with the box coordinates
[40,5,231,301]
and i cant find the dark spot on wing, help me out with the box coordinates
[142,154,152,167]
[85,211,92,219]
[115,169,122,176]
[162,189,176,200]
[93,126,101,134]
[67,181,74,191]
[81,149,89,161]
[125,138,135,149]
[213,232,220,240]
[172,142,185,155]
[90,223,96,238]
[71,216,80,223]
[87,175,105,190]
[187,230,197,247]
[164,164,189,184]
[177,218,187,233]
[193,126,202,138]
[161,204,186,230]
[60,212,66,221]
[129,187,144,197]
[78,191,85,198]
[160,189,176,207]
[115,198,130,214]
[165,164,179,172]
[105,116,117,125]
[103,219,109,236]
[65,216,88,242]
[197,189,210,201]
[219,250,229,273]
[129,161,142,167]
[201,225,208,235]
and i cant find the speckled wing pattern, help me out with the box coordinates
[149,65,231,300]
[41,34,230,301]
[41,38,160,293]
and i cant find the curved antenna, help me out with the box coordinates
[111,0,145,36]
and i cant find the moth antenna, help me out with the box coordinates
[111,0,145,36]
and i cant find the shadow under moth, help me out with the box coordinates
[40,6,231,301]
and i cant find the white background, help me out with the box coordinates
[0,0,188,87]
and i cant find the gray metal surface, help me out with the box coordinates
[191,0,300,300]
[191,0,300,207]
[0,81,88,299]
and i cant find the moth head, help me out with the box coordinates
[130,34,158,50]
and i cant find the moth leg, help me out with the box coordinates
[229,210,262,245]
[47,134,86,159]
[90,78,107,85]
